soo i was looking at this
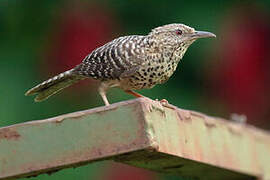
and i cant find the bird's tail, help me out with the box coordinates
[25,69,86,102]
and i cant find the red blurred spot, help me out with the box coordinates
[46,3,117,73]
[215,4,270,127]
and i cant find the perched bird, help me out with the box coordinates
[25,23,216,106]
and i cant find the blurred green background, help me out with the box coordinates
[1,0,270,179]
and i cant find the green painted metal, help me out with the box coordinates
[0,100,150,179]
[142,102,270,179]
[0,98,269,179]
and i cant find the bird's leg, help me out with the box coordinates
[124,90,144,98]
[99,83,110,106]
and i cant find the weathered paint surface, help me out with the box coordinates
[140,99,270,179]
[0,98,269,179]
[0,100,150,179]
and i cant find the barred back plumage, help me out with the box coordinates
[74,35,148,80]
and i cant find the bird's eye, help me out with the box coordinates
[176,29,183,35]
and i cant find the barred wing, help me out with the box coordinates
[74,35,149,80]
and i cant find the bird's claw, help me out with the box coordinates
[155,98,189,120]
[155,98,175,109]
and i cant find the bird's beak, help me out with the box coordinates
[190,31,216,39]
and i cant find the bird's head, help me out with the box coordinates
[148,23,216,54]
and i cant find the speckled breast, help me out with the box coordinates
[120,55,180,90]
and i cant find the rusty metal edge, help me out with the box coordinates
[0,98,155,180]
[0,98,148,129]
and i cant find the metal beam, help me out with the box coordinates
[0,98,269,179]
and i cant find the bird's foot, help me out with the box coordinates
[155,99,190,120]
[155,99,177,110]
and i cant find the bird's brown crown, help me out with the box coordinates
[148,24,196,49]
[148,23,215,53]
[149,23,195,35]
